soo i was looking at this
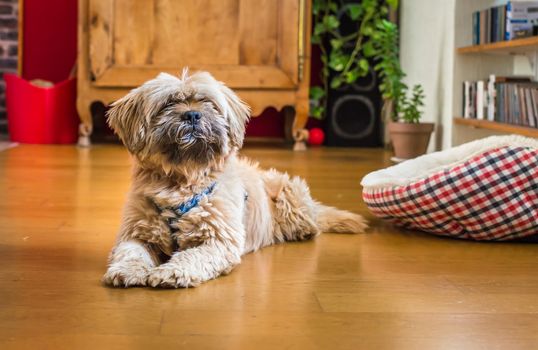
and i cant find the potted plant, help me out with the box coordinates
[374,20,433,160]
[389,85,434,160]
[310,1,434,159]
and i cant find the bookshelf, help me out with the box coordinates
[457,36,538,55]
[452,1,538,145]
[454,117,538,138]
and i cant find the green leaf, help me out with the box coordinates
[329,53,347,71]
[330,76,343,89]
[311,35,321,44]
[386,0,399,9]
[311,106,324,119]
[362,25,373,36]
[345,70,359,84]
[359,58,369,72]
[330,39,343,50]
[381,19,395,30]
[323,15,339,30]
[365,4,376,16]
[328,2,338,12]
[309,86,325,100]
[363,41,376,57]
[314,22,326,36]
[347,4,362,20]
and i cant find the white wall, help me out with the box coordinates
[400,0,530,150]
[400,0,456,151]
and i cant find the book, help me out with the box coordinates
[484,9,491,44]
[506,1,538,40]
[471,3,538,45]
[462,78,538,128]
[491,6,498,43]
[473,11,480,45]
[501,85,510,123]
[476,81,485,120]
[480,10,487,44]
[498,5,506,41]
[487,75,496,121]
[517,85,529,126]
[463,81,471,118]
[525,88,535,127]
[531,88,538,127]
[494,5,507,43]
[470,82,476,119]
[495,83,502,122]
[509,85,514,124]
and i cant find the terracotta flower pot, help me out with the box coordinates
[388,122,434,160]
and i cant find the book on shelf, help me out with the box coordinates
[506,1,538,40]
[462,80,485,120]
[487,75,495,121]
[472,1,538,45]
[477,81,485,120]
[463,81,471,118]
[463,76,538,128]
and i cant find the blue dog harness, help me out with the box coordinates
[153,182,249,233]
[154,182,217,231]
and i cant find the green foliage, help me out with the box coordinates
[310,0,398,119]
[372,20,406,103]
[373,20,425,122]
[309,86,325,118]
[398,84,425,123]
[309,0,423,123]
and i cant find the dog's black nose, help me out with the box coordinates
[182,111,202,124]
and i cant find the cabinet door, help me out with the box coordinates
[88,0,302,89]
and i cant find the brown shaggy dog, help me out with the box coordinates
[102,70,367,288]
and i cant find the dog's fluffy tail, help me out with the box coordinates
[315,203,368,233]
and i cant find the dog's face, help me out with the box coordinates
[107,71,250,168]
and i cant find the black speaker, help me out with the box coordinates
[325,2,383,147]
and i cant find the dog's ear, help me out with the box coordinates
[107,88,148,154]
[220,84,250,149]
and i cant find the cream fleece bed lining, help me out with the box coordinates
[361,135,538,189]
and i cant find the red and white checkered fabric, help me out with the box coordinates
[363,146,538,241]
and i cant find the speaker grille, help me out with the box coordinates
[331,95,375,140]
[323,0,385,147]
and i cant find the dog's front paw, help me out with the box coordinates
[147,264,202,288]
[102,262,150,287]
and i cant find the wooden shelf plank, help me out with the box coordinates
[454,117,538,138]
[457,36,538,54]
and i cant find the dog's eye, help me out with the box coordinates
[161,101,176,111]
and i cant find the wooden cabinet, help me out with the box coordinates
[77,0,312,143]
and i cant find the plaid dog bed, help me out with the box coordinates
[361,136,538,241]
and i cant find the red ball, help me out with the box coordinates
[308,128,325,146]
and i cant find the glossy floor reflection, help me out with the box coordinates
[1,144,537,349]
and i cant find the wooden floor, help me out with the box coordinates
[1,144,537,349]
